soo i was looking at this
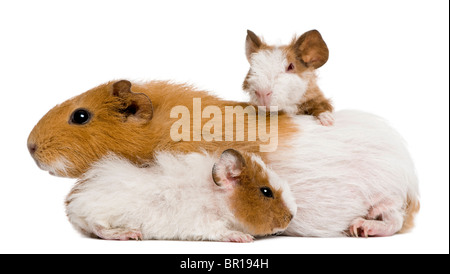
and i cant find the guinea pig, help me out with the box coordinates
[29,79,419,237]
[27,80,289,178]
[28,77,419,238]
[243,30,334,126]
[65,149,297,242]
[267,110,420,237]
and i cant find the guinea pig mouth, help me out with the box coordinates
[32,157,71,177]
[271,230,285,236]
[255,103,280,114]
[271,228,287,236]
[34,160,55,176]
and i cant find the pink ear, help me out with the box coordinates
[212,149,246,189]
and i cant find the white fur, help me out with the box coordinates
[65,151,296,241]
[39,157,70,177]
[244,48,310,114]
[268,110,419,237]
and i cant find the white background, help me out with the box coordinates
[0,0,448,254]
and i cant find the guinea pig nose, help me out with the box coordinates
[255,90,273,98]
[258,91,273,107]
[28,143,37,155]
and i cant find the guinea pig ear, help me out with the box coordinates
[292,29,329,69]
[246,30,264,63]
[212,149,247,189]
[111,80,153,123]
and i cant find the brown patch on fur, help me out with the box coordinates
[399,196,420,233]
[228,153,293,236]
[295,74,334,116]
[65,178,87,206]
[242,70,252,91]
[284,34,334,117]
[291,30,329,69]
[245,30,274,63]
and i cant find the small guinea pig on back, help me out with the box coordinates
[65,149,297,242]
[243,30,334,126]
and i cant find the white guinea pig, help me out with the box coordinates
[65,149,297,242]
[243,30,334,126]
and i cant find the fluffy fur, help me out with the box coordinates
[268,110,420,237]
[28,79,419,236]
[245,48,310,114]
[65,150,297,242]
[243,30,334,125]
[242,30,419,236]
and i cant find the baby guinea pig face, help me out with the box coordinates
[242,30,329,114]
[27,80,153,178]
[212,149,297,236]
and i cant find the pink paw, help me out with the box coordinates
[349,218,372,237]
[94,226,143,241]
[115,230,143,241]
[317,111,334,126]
[349,218,395,237]
[221,231,254,243]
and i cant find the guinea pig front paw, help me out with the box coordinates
[317,111,335,126]
[93,225,143,241]
[220,231,254,243]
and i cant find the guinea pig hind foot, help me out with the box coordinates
[93,225,143,241]
[348,203,404,237]
[218,231,254,243]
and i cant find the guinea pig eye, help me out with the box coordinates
[70,108,91,125]
[286,63,295,72]
[260,187,274,198]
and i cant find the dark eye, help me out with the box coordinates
[260,187,274,198]
[287,63,295,72]
[70,108,91,125]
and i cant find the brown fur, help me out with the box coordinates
[399,196,421,233]
[28,80,299,178]
[292,30,329,69]
[284,45,334,116]
[228,152,293,235]
[28,31,416,234]
[245,30,274,62]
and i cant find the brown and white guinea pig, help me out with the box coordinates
[65,149,297,242]
[27,80,289,178]
[243,29,334,126]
